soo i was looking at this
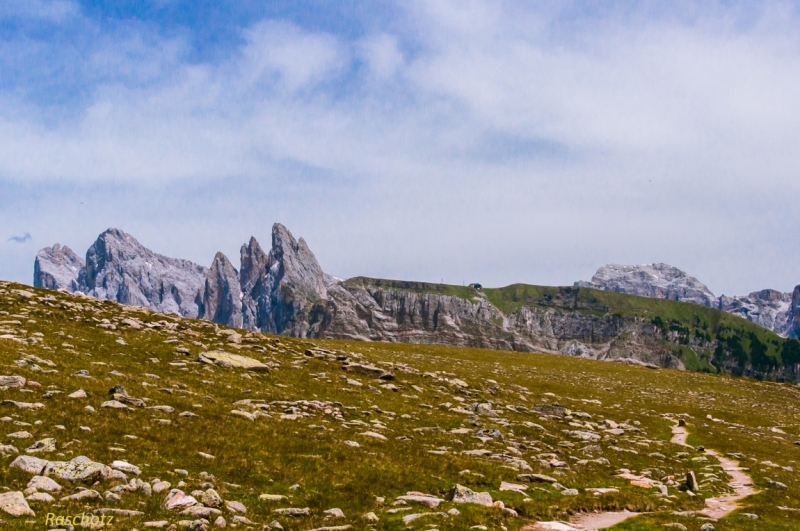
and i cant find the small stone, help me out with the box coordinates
[101,400,129,409]
[0,376,26,388]
[61,489,101,501]
[163,489,198,511]
[700,524,715,531]
[324,508,345,518]
[686,471,698,491]
[272,507,310,516]
[26,492,55,503]
[0,491,35,517]
[27,476,61,492]
[259,494,288,502]
[343,440,360,448]
[363,512,379,522]
[201,489,222,508]
[446,484,492,506]
[111,460,142,475]
[0,444,18,455]
[357,431,387,441]
[225,500,246,514]
[25,438,56,454]
[213,516,226,528]
[69,389,87,398]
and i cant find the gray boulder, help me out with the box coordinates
[33,244,84,291]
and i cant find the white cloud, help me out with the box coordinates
[3,1,800,294]
[358,33,404,81]
[240,21,350,92]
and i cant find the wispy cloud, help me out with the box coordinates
[8,233,31,244]
[1,1,799,295]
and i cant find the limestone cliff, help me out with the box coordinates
[203,252,243,328]
[577,263,800,338]
[239,224,328,337]
[575,263,717,306]
[79,228,208,318]
[33,244,84,291]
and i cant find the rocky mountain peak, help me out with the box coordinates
[239,223,328,336]
[81,228,208,318]
[576,263,717,307]
[33,244,84,291]
[203,252,243,328]
[269,223,328,301]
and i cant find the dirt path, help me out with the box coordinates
[521,421,757,530]
[523,511,640,530]
[671,421,757,519]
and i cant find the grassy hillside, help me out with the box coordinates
[0,281,798,530]
[347,278,798,377]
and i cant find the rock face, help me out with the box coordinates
[203,253,243,328]
[718,289,794,337]
[321,279,684,369]
[577,263,800,338]
[33,244,84,291]
[239,224,328,336]
[575,263,717,307]
[79,229,208,318]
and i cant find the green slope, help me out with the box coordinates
[348,278,800,377]
[1,281,799,530]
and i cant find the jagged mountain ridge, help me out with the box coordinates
[33,225,800,377]
[576,263,799,337]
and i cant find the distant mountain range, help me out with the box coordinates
[32,224,800,378]
[575,263,798,338]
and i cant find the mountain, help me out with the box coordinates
[33,244,84,291]
[574,263,717,306]
[576,263,799,338]
[33,225,800,379]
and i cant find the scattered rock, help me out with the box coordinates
[0,491,35,517]
[271,507,310,516]
[61,489,101,501]
[10,455,49,475]
[25,438,56,454]
[198,351,270,371]
[27,476,62,492]
[445,484,492,506]
[163,490,198,511]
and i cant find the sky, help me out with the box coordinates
[2,0,800,297]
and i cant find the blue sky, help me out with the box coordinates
[2,1,800,296]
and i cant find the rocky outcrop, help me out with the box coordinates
[321,279,684,369]
[239,224,328,337]
[575,263,717,307]
[718,289,794,337]
[78,229,208,318]
[203,253,242,328]
[33,244,84,291]
[577,263,800,338]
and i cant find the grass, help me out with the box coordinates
[0,281,798,530]
[349,278,794,376]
